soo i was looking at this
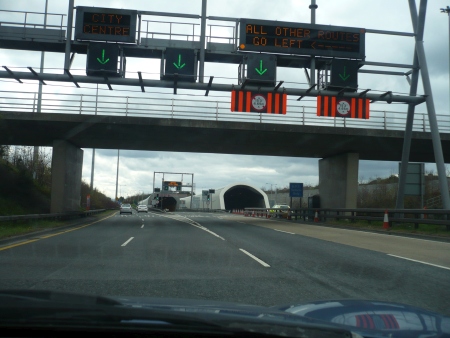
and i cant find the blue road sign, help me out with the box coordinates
[289,183,303,198]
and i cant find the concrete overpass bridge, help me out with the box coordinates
[1,1,449,211]
[1,108,449,213]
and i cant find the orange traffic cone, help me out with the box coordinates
[383,210,389,229]
[314,210,319,222]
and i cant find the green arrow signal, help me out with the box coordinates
[339,66,351,81]
[255,60,268,75]
[173,54,186,69]
[96,49,110,65]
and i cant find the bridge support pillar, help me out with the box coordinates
[319,153,358,209]
[50,140,83,213]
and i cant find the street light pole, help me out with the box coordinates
[115,149,119,201]
[265,183,272,206]
[33,0,48,180]
[265,183,278,206]
[441,6,450,116]
[274,184,278,204]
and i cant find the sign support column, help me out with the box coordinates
[396,0,421,210]
[64,0,74,71]
[412,0,450,210]
[309,0,318,86]
[199,0,207,83]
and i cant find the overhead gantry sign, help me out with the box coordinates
[75,6,137,43]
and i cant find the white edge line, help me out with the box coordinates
[387,254,450,271]
[239,248,270,267]
[121,237,134,247]
[274,229,295,235]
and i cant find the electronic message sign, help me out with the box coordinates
[86,42,120,76]
[75,6,137,43]
[245,53,276,85]
[329,59,359,90]
[162,48,197,82]
[239,19,365,59]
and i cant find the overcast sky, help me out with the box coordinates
[1,0,448,199]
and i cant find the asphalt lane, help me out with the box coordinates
[169,214,450,315]
[0,210,449,317]
[0,211,272,300]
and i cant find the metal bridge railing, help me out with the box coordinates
[0,9,66,32]
[140,19,201,42]
[207,23,237,45]
[1,90,448,133]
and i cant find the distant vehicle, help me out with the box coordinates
[120,203,132,215]
[270,204,290,218]
[137,205,148,213]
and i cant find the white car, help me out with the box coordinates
[120,203,133,215]
[137,204,148,213]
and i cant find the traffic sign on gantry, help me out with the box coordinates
[86,42,120,76]
[162,48,197,82]
[239,19,365,59]
[244,54,276,85]
[329,59,359,91]
[75,6,137,43]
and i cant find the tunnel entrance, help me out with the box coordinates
[160,197,177,212]
[223,185,266,211]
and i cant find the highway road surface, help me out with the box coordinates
[0,211,449,316]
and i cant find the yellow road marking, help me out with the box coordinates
[0,212,117,251]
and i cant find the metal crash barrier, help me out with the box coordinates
[240,207,450,230]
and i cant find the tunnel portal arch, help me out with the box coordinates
[213,183,269,211]
[222,184,267,210]
[180,183,269,210]
[160,197,177,212]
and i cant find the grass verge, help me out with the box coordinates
[323,219,450,237]
[0,210,116,240]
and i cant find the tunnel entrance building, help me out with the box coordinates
[223,185,267,210]
[160,197,177,212]
[180,183,269,210]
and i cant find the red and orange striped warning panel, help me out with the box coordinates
[317,95,370,119]
[231,90,287,114]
